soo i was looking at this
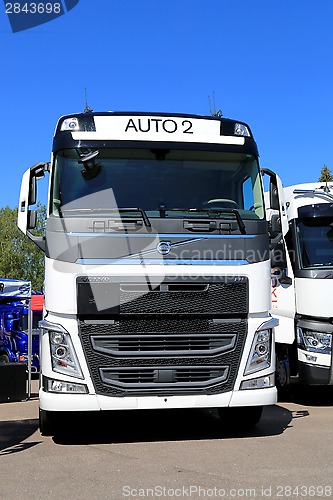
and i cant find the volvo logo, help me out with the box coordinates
[157,241,172,255]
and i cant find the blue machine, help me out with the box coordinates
[0,279,42,372]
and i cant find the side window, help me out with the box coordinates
[242,177,255,210]
[241,172,265,219]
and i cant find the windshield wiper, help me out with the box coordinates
[117,208,151,227]
[61,207,151,227]
[166,208,246,234]
[206,208,246,234]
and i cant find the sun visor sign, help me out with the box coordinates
[71,115,246,145]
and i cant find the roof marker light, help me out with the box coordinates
[60,117,80,131]
[234,123,250,137]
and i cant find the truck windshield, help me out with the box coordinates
[51,148,264,220]
[296,217,333,268]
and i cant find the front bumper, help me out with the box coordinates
[298,360,331,385]
[39,385,277,412]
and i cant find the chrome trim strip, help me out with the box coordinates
[66,233,257,239]
[75,258,250,265]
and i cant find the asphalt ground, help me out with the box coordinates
[1,380,333,500]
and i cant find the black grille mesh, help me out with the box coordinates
[119,282,247,315]
[77,277,248,317]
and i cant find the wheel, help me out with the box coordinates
[276,349,291,399]
[0,354,10,364]
[39,409,56,436]
[218,406,263,429]
[276,355,290,388]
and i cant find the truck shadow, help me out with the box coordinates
[53,404,295,445]
[0,418,40,455]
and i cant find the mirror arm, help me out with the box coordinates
[279,269,292,285]
[26,231,46,252]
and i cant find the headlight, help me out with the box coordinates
[297,328,332,354]
[40,320,83,379]
[50,330,83,378]
[245,328,272,375]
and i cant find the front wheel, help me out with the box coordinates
[218,406,263,429]
[276,349,292,399]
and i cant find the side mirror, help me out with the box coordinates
[270,238,287,269]
[29,175,37,206]
[279,270,292,285]
[28,210,37,230]
[270,213,281,237]
[18,162,49,252]
[261,168,280,210]
[269,182,279,211]
[28,163,46,206]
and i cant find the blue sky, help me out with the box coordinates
[1,0,333,208]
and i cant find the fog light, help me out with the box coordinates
[45,377,88,394]
[305,354,317,362]
[241,373,275,390]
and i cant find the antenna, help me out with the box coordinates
[208,91,222,117]
[208,94,212,115]
[84,88,93,113]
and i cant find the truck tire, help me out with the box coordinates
[0,354,10,364]
[39,409,56,436]
[218,406,263,429]
[276,349,291,399]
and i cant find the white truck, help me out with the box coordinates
[267,181,333,389]
[18,111,279,435]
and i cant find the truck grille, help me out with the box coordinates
[77,276,248,397]
[79,316,247,397]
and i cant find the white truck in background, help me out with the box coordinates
[266,181,333,389]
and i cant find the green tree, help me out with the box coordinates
[0,204,45,291]
[318,165,333,182]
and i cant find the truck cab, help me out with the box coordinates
[18,111,280,434]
